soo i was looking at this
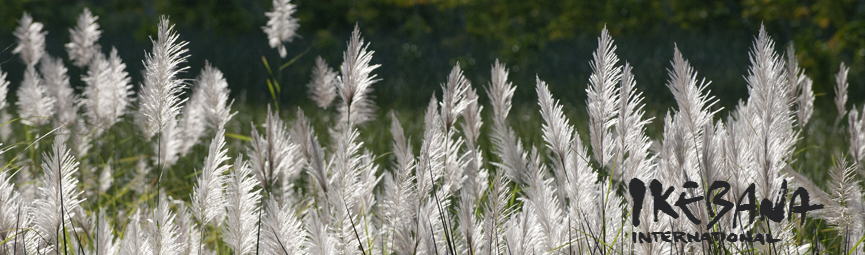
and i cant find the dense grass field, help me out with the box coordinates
[1,1,864,255]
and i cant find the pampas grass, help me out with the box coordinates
[1,7,864,255]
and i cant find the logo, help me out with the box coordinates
[627,178,824,245]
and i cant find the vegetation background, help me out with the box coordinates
[1,0,863,113]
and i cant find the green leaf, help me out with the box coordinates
[226,133,252,141]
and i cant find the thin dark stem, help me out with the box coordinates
[57,152,69,255]
[344,197,368,255]
[255,196,264,255]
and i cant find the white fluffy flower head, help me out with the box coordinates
[263,0,300,58]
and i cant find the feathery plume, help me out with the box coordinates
[0,69,9,112]
[835,62,850,124]
[825,158,864,254]
[785,44,815,126]
[291,109,328,201]
[503,204,541,254]
[537,76,573,165]
[483,173,512,255]
[440,64,473,130]
[120,211,154,255]
[416,95,445,199]
[460,87,488,200]
[82,48,133,133]
[13,12,46,67]
[666,45,719,140]
[192,128,229,227]
[535,76,576,211]
[17,66,55,127]
[66,8,102,67]
[745,25,796,201]
[0,171,21,248]
[40,55,79,130]
[383,111,419,254]
[850,105,865,171]
[616,63,655,182]
[306,212,336,255]
[139,16,189,138]
[336,24,381,126]
[247,106,302,192]
[155,118,183,166]
[177,88,207,156]
[522,147,565,252]
[223,156,262,255]
[309,56,339,109]
[261,196,306,254]
[486,60,529,184]
[586,26,621,169]
[147,194,186,255]
[33,138,84,250]
[90,211,120,255]
[263,0,300,58]
[196,62,235,130]
[174,203,202,255]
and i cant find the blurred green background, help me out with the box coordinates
[0,0,863,117]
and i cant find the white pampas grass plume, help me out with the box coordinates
[40,55,79,130]
[336,24,381,126]
[486,59,529,184]
[586,26,621,169]
[535,76,576,210]
[147,194,186,255]
[192,128,229,227]
[745,25,796,201]
[309,56,339,109]
[196,62,235,130]
[13,12,46,67]
[261,196,306,254]
[156,118,183,166]
[785,45,815,126]
[666,45,719,140]
[483,173,512,255]
[66,8,102,67]
[440,64,473,130]
[139,16,189,138]
[121,211,154,255]
[107,48,134,117]
[383,111,418,254]
[835,62,850,124]
[223,156,261,255]
[536,76,574,172]
[416,95,446,199]
[615,63,655,182]
[33,138,84,249]
[263,0,300,58]
[174,201,202,255]
[503,204,541,254]
[177,88,207,156]
[460,87,488,200]
[290,109,328,201]
[247,107,302,192]
[17,66,55,127]
[522,147,564,252]
[82,48,133,133]
[0,171,21,246]
[849,105,865,171]
[0,69,9,111]
[90,211,120,255]
[306,211,336,255]
[825,158,865,254]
